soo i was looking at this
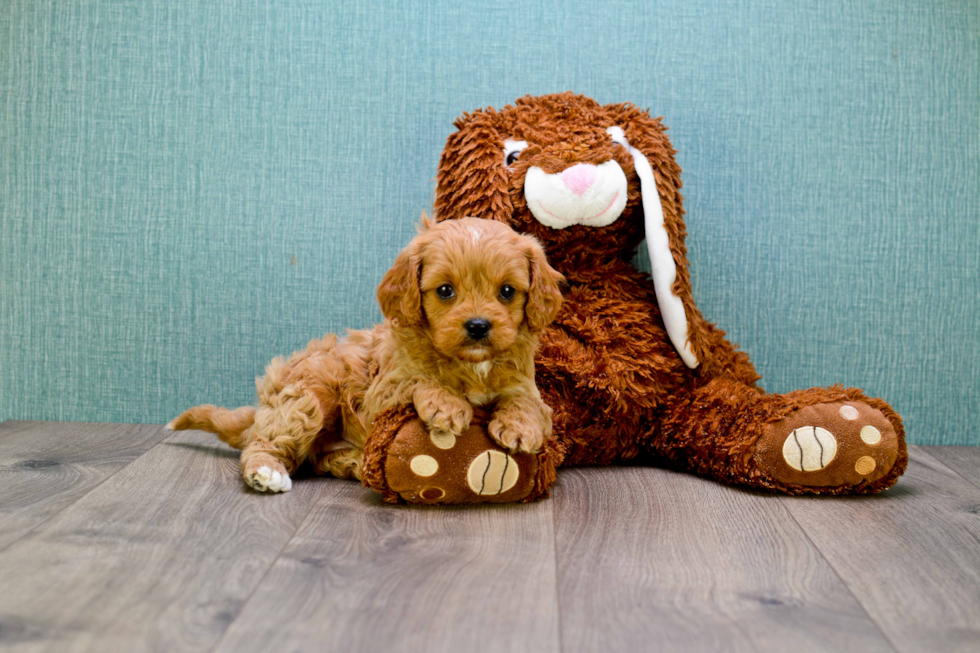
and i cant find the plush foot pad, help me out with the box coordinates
[244,465,292,493]
[384,419,539,504]
[755,402,900,489]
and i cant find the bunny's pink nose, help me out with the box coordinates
[560,163,598,196]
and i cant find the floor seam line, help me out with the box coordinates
[780,500,903,653]
[552,485,566,653]
[205,482,339,653]
[914,445,980,493]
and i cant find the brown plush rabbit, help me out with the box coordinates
[363,92,906,503]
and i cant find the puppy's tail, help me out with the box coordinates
[167,404,255,450]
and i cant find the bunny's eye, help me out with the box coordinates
[503,138,529,168]
[606,126,630,149]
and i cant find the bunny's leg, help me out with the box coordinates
[647,376,907,495]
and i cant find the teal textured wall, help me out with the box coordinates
[1,0,977,445]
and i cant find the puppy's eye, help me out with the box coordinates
[436,284,455,300]
[505,151,521,166]
[499,284,516,301]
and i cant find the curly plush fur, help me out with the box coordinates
[170,216,564,492]
[372,92,906,497]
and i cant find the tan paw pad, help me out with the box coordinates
[429,431,456,450]
[782,426,838,472]
[409,455,439,477]
[839,405,860,420]
[467,450,519,496]
[860,425,882,445]
[855,456,877,475]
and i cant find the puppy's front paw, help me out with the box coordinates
[245,465,293,493]
[488,414,545,454]
[416,396,473,440]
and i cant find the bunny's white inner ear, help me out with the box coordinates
[607,127,699,369]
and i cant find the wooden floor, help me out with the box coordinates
[0,422,978,653]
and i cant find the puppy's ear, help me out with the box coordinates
[435,109,514,224]
[377,245,423,327]
[417,210,436,233]
[604,102,709,369]
[523,238,565,332]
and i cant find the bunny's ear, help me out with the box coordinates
[605,105,709,369]
[435,109,514,223]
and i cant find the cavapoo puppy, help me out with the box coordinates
[169,216,565,492]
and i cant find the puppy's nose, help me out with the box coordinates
[464,318,492,341]
[560,163,598,196]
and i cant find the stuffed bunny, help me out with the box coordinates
[363,92,906,503]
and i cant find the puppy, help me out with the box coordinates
[169,216,565,492]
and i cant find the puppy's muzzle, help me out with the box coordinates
[464,318,492,341]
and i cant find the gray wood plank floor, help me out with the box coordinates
[553,467,894,653]
[0,421,169,553]
[928,446,980,491]
[0,422,977,653]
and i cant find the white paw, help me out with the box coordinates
[246,466,292,493]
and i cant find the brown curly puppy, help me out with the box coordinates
[169,216,564,492]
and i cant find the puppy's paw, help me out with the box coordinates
[244,465,293,493]
[488,415,545,454]
[417,396,473,439]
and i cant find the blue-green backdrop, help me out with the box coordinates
[1,0,977,445]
